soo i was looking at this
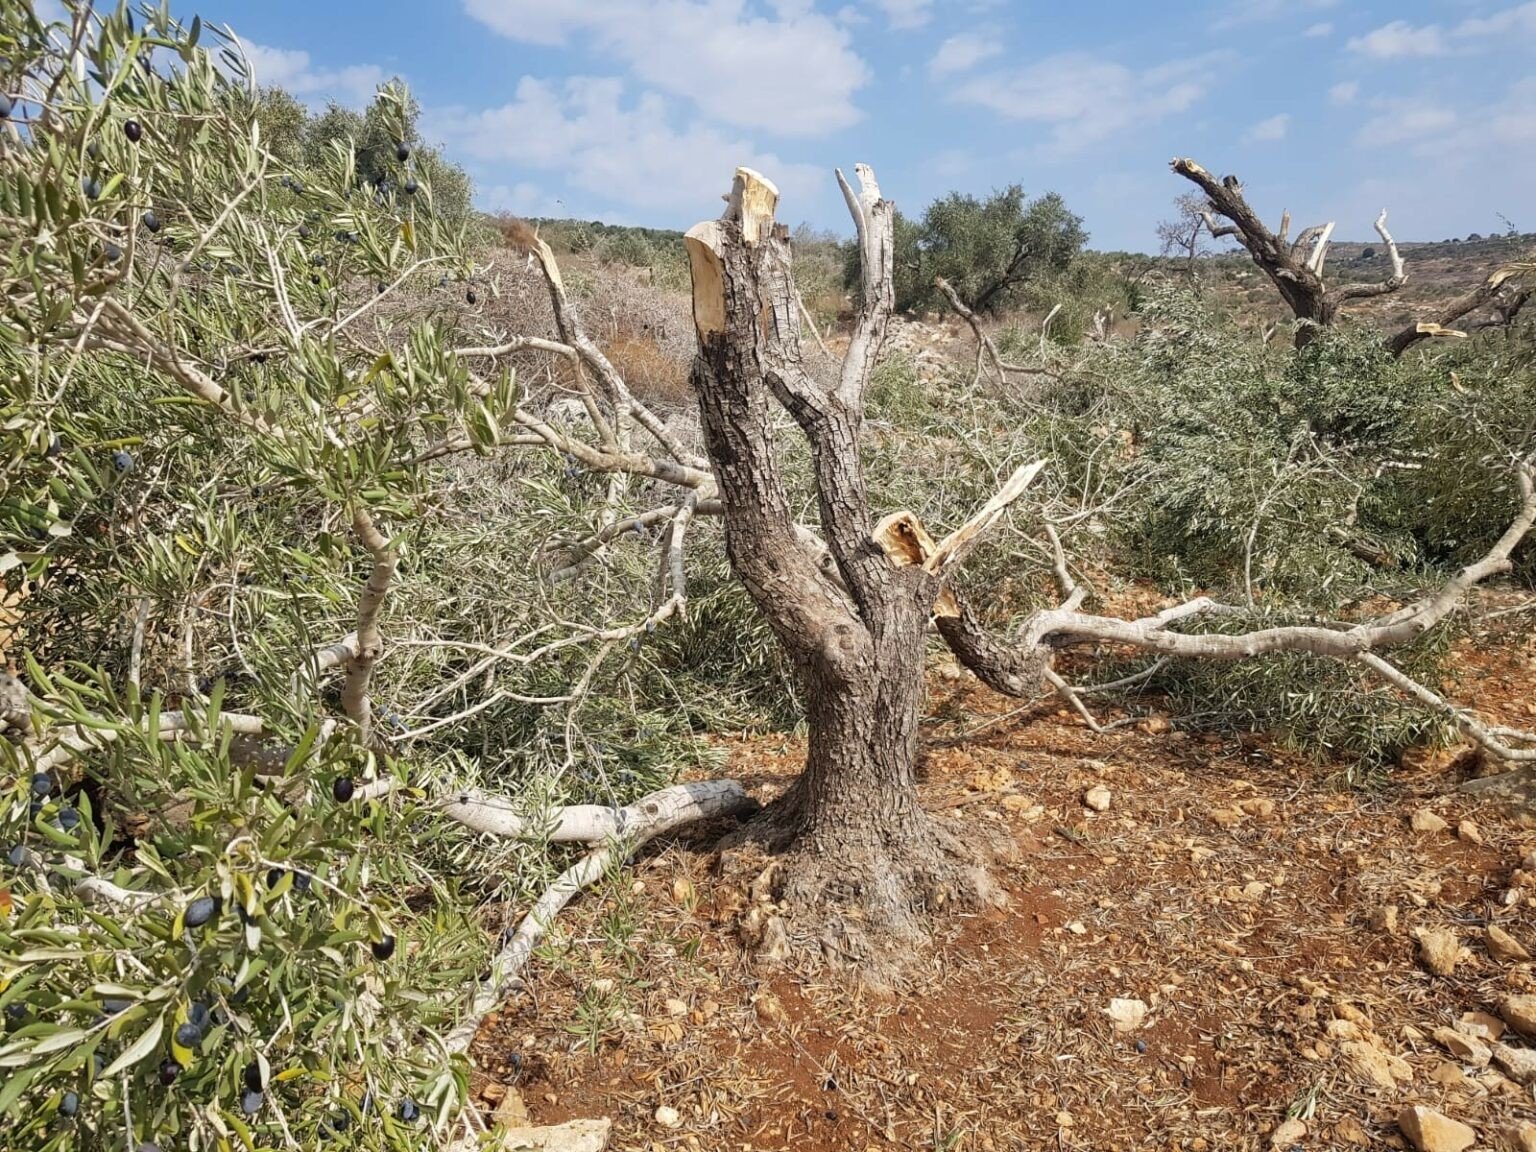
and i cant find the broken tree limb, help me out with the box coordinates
[11,846,165,910]
[1359,652,1536,762]
[937,461,1536,765]
[1388,262,1532,356]
[442,780,753,1055]
[29,709,267,774]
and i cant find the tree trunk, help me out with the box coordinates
[686,167,999,980]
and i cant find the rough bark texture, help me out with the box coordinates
[685,168,998,980]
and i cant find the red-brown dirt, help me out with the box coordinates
[470,609,1536,1152]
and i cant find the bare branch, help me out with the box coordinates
[836,164,896,408]
[441,781,754,1055]
[341,508,395,746]
[1360,653,1536,762]
[1338,210,1408,300]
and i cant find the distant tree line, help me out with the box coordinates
[248,83,475,225]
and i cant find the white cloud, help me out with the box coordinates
[1347,21,1447,59]
[1302,21,1333,37]
[1329,81,1359,105]
[1455,1,1536,38]
[1347,4,1536,60]
[427,76,824,216]
[1246,113,1290,141]
[1356,99,1458,147]
[1212,0,1337,30]
[928,34,1003,78]
[872,0,933,28]
[460,0,869,137]
[233,39,385,106]
[946,52,1220,150]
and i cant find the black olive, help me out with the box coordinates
[158,1057,181,1085]
[103,242,122,263]
[82,177,101,200]
[188,1002,209,1027]
[30,773,51,798]
[101,997,132,1015]
[124,119,142,143]
[332,777,355,803]
[396,142,410,162]
[183,895,219,927]
[298,224,312,239]
[142,210,160,233]
[6,844,26,867]
[243,1061,264,1093]
[466,289,477,305]
[266,868,284,888]
[397,1097,419,1123]
[403,179,418,195]
[371,934,396,961]
[56,806,79,831]
[59,1090,78,1116]
[240,1089,263,1115]
[293,871,312,893]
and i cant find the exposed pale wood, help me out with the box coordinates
[685,222,728,340]
[926,460,1048,575]
[732,167,780,246]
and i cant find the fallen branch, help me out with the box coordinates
[29,709,266,773]
[12,846,168,911]
[442,780,753,1055]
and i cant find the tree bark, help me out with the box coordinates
[684,168,997,977]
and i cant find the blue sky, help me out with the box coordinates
[189,0,1534,250]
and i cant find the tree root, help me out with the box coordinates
[717,795,1007,991]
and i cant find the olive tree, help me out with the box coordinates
[879,185,1086,314]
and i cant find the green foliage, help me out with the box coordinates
[0,4,562,1147]
[1012,284,1536,760]
[881,186,1087,315]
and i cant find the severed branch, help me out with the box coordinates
[931,277,1061,388]
[27,709,267,774]
[1359,652,1536,762]
[10,845,165,911]
[938,461,1536,762]
[1387,261,1532,357]
[441,780,753,1056]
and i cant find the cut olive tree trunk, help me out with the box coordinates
[681,168,1036,976]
